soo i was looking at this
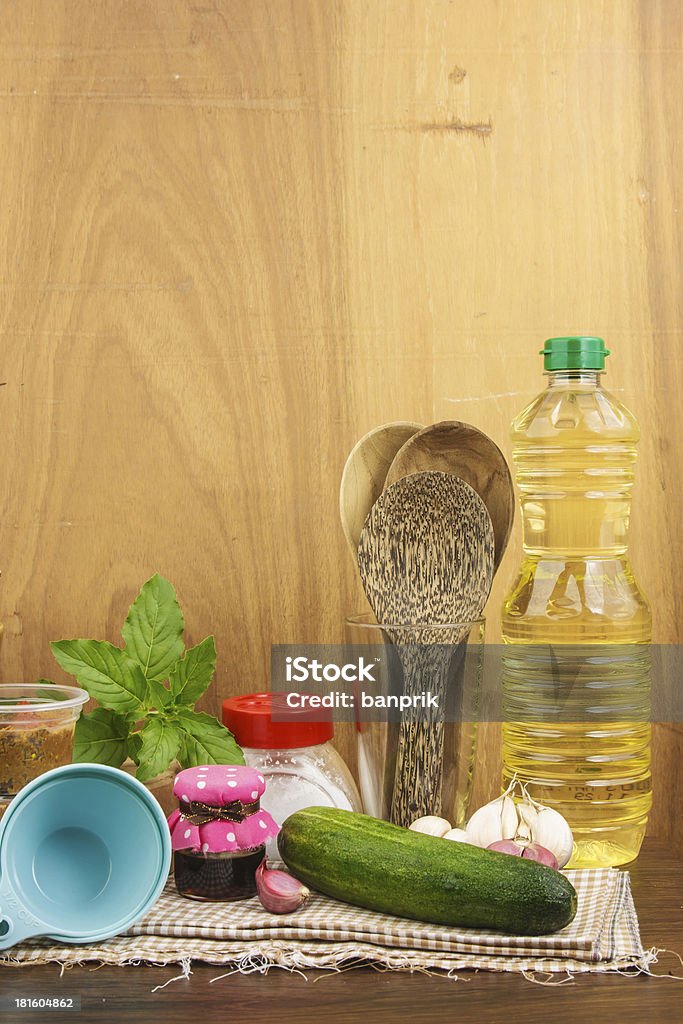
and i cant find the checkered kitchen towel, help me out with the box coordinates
[0,868,652,977]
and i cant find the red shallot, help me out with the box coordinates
[487,839,559,870]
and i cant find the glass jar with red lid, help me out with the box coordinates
[222,693,361,844]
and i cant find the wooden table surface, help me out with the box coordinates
[1,841,681,1023]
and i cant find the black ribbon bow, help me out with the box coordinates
[180,798,260,826]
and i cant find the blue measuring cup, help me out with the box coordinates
[0,763,171,949]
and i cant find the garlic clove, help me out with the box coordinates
[255,859,310,914]
[517,801,538,833]
[532,806,574,869]
[409,815,452,837]
[466,795,520,849]
[501,795,519,840]
[515,820,532,843]
[442,828,475,844]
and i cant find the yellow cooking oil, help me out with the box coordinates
[501,337,651,868]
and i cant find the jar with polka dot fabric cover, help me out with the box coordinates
[167,764,279,901]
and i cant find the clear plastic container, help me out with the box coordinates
[0,683,89,819]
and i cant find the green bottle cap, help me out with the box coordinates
[540,336,611,371]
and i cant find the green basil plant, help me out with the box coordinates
[50,574,244,781]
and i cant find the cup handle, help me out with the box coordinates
[0,877,43,949]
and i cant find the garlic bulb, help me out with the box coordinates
[409,815,451,837]
[464,781,574,869]
[465,791,518,848]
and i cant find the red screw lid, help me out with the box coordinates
[222,692,334,750]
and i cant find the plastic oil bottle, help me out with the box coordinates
[501,337,651,868]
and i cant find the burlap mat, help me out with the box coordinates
[0,868,653,978]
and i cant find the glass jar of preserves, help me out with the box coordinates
[167,764,279,901]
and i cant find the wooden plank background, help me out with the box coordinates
[0,1,680,846]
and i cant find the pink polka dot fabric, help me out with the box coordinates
[167,764,279,854]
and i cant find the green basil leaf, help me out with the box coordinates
[122,574,184,683]
[136,718,181,782]
[128,731,143,764]
[169,636,216,706]
[51,639,147,714]
[177,733,191,766]
[175,709,244,767]
[73,708,129,767]
[147,677,173,709]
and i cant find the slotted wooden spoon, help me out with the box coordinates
[339,421,423,558]
[384,420,514,571]
[357,472,494,826]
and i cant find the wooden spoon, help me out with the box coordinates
[339,421,423,558]
[357,472,494,826]
[384,420,514,571]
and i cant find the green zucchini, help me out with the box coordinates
[278,807,577,935]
